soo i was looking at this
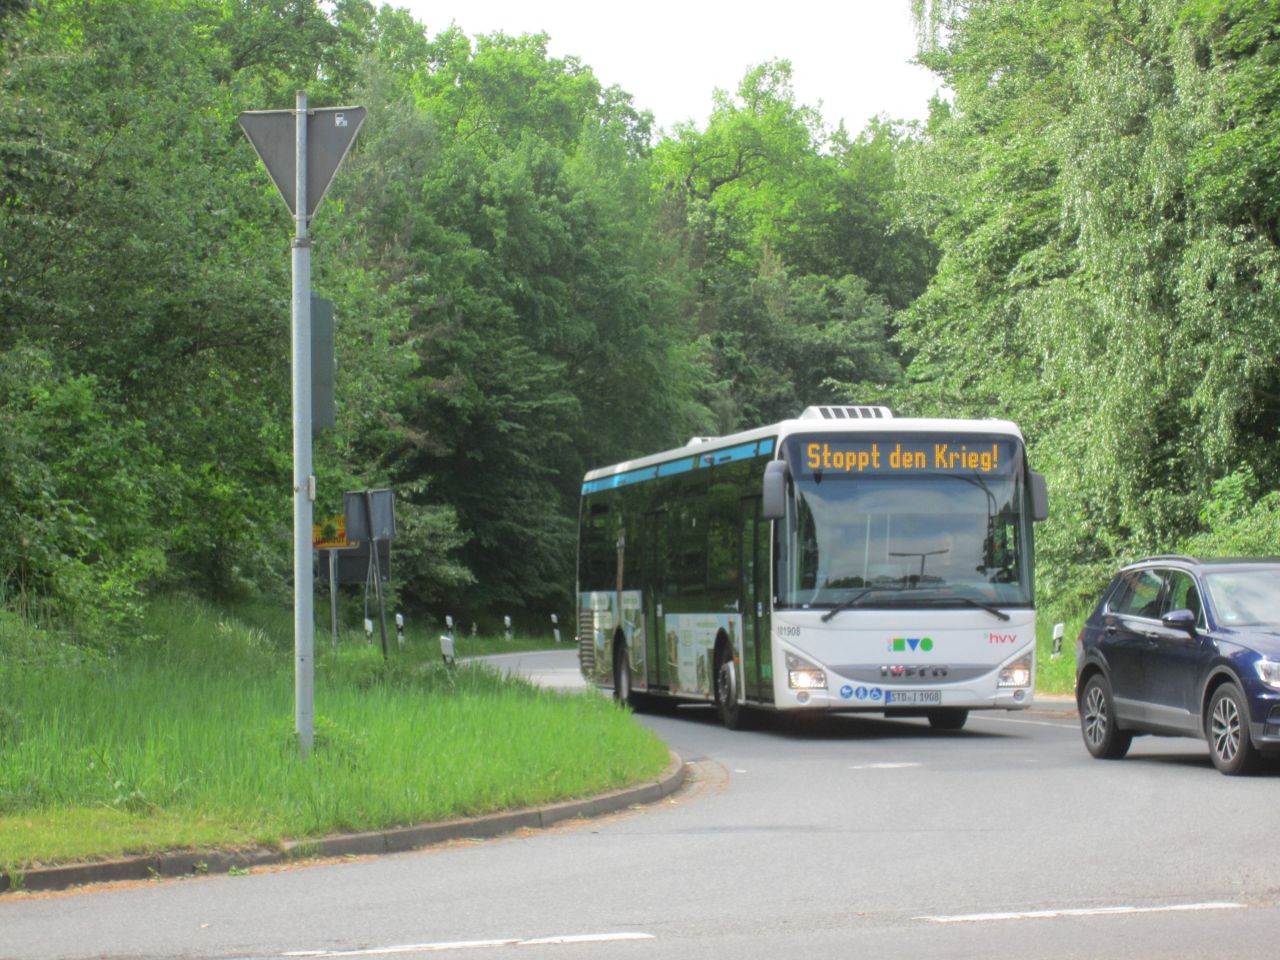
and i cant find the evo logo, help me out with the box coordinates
[888,637,934,653]
[987,632,1018,644]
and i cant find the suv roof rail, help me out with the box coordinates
[1133,554,1199,564]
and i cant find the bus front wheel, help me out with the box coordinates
[715,648,745,730]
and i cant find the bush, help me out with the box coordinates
[1184,468,1280,557]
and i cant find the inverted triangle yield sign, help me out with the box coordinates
[238,105,366,219]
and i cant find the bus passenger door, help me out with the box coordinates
[739,498,773,702]
[642,509,667,691]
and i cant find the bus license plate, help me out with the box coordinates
[884,690,941,705]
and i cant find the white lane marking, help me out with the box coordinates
[849,762,921,770]
[521,934,655,946]
[916,901,1245,924]
[970,715,1077,729]
[284,933,654,956]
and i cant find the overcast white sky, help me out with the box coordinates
[398,1,942,133]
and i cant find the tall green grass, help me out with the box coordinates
[1035,607,1083,696]
[0,597,669,869]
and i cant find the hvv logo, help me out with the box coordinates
[987,632,1018,644]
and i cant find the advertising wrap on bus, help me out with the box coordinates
[575,407,1047,731]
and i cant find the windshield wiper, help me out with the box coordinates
[820,585,908,623]
[819,588,1012,623]
[919,595,1012,621]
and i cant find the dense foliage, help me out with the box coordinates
[1,0,1276,635]
[902,0,1280,610]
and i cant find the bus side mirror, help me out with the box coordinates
[762,460,789,521]
[1030,471,1049,522]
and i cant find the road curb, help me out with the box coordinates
[1026,693,1077,718]
[0,752,686,896]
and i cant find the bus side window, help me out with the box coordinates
[797,498,818,591]
[667,475,707,598]
[705,478,740,593]
[581,500,612,585]
[706,515,736,592]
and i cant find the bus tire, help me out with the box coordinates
[927,709,968,731]
[612,642,632,707]
[715,647,746,730]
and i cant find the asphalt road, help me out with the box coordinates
[3,649,1278,960]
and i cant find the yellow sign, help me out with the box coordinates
[312,516,350,550]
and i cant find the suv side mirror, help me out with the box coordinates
[1029,471,1049,522]
[1161,609,1198,633]
[762,460,789,521]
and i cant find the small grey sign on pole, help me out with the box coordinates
[343,488,396,542]
[344,488,395,659]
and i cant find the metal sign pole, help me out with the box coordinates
[292,90,315,758]
[238,96,364,763]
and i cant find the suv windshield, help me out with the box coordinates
[776,433,1034,610]
[1203,568,1280,627]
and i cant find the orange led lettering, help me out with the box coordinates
[933,443,1000,472]
[807,443,882,473]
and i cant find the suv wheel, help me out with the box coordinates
[1207,683,1261,775]
[1080,674,1132,760]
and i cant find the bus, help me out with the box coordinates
[575,405,1049,729]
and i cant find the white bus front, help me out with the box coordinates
[763,425,1048,726]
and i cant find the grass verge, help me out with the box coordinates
[0,597,669,872]
[1035,606,1084,696]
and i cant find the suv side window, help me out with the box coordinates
[1163,570,1204,625]
[1108,568,1165,618]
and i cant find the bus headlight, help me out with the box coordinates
[787,652,827,690]
[998,654,1032,688]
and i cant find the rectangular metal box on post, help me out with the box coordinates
[311,295,335,435]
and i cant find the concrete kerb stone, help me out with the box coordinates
[1027,693,1078,717]
[0,752,686,896]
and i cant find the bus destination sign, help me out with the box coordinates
[795,437,1017,477]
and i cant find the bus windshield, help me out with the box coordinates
[777,433,1034,611]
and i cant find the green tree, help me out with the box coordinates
[900,0,1280,600]
[653,61,915,430]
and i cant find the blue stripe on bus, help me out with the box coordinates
[658,457,696,477]
[697,440,767,468]
[580,466,658,494]
[581,438,776,495]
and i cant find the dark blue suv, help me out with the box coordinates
[1076,556,1280,774]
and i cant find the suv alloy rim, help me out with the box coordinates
[1083,683,1108,749]
[1210,691,1242,764]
